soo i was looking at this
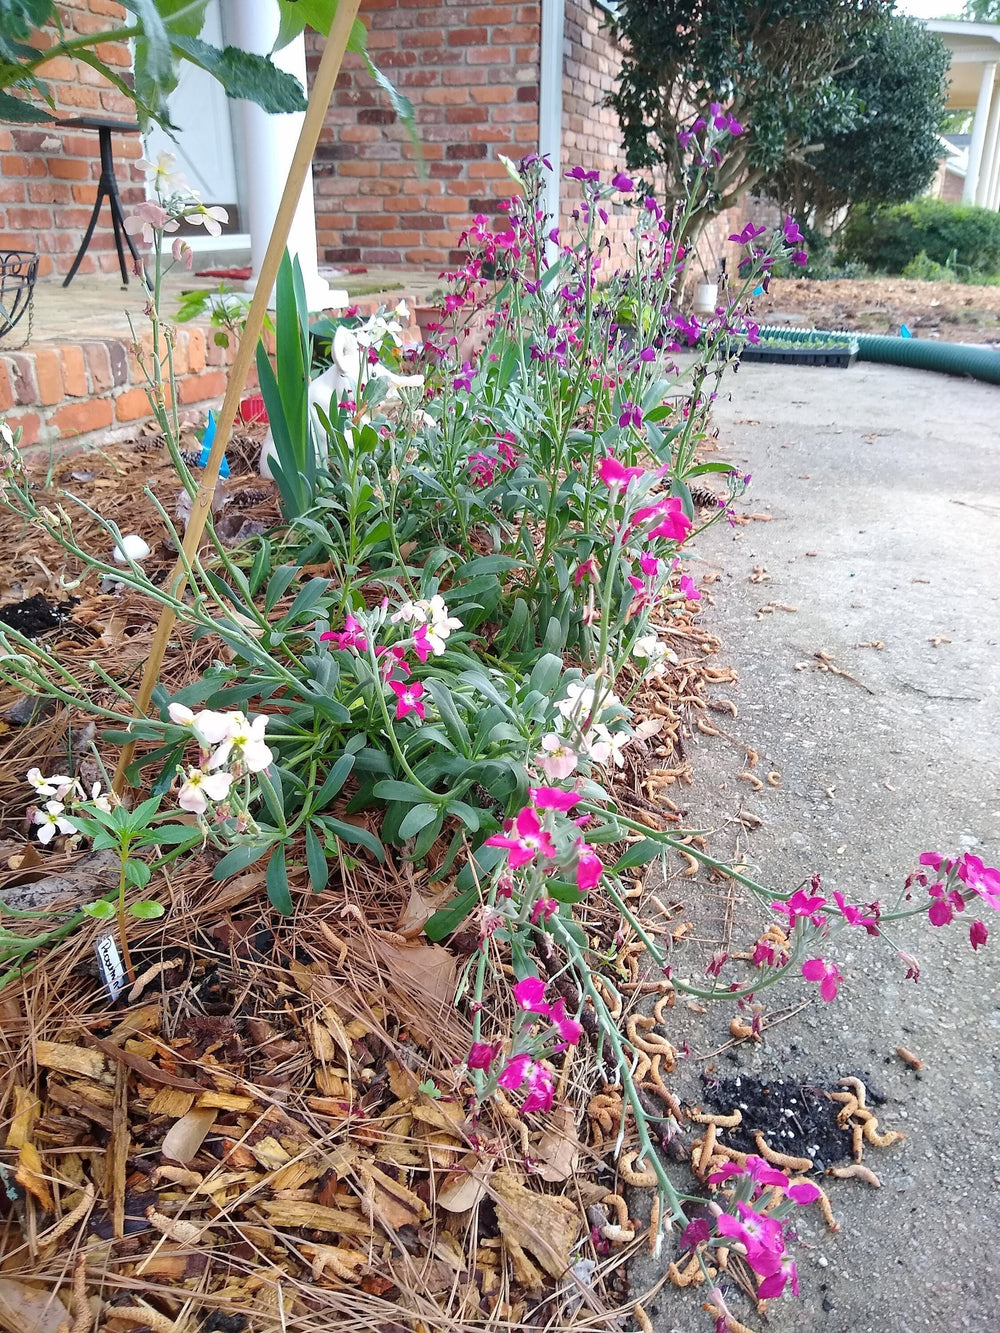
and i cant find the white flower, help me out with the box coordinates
[138,151,186,193]
[555,680,597,723]
[584,723,633,768]
[536,734,578,781]
[33,801,75,844]
[632,634,676,679]
[208,712,272,775]
[168,704,233,747]
[186,203,229,238]
[391,600,424,626]
[394,300,410,321]
[177,766,234,815]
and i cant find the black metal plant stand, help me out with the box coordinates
[0,249,39,347]
[60,116,145,288]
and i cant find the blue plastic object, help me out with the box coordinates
[900,324,912,339]
[197,410,230,478]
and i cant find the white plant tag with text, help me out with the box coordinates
[95,933,126,1001]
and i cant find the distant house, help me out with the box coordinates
[926,18,1000,210]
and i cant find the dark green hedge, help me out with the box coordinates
[840,198,1000,275]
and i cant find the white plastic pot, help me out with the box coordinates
[693,282,719,316]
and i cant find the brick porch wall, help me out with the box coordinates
[309,0,541,269]
[0,0,145,280]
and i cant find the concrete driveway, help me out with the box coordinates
[636,361,1000,1333]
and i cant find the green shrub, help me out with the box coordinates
[840,198,1000,275]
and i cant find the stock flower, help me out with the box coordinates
[536,734,578,781]
[320,614,368,653]
[730,221,767,246]
[187,203,229,237]
[528,785,580,812]
[832,890,878,932]
[576,843,603,890]
[618,401,643,430]
[521,1060,556,1113]
[611,171,635,191]
[33,801,75,844]
[138,150,186,192]
[177,766,233,815]
[548,997,583,1047]
[530,896,557,924]
[801,957,843,1001]
[772,888,826,926]
[572,558,599,587]
[632,633,674,678]
[957,853,1000,910]
[970,920,988,950]
[167,703,232,747]
[586,723,631,768]
[124,200,177,244]
[782,216,804,246]
[565,165,600,182]
[513,976,550,1012]
[927,881,964,927]
[208,713,273,773]
[486,806,556,868]
[467,1040,502,1071]
[786,1179,822,1205]
[716,1202,785,1276]
[27,768,74,799]
[598,453,646,490]
[678,574,701,600]
[389,680,426,721]
[171,236,193,269]
[757,1253,799,1300]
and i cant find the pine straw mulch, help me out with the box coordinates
[0,433,768,1333]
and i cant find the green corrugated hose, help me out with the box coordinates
[757,325,1000,385]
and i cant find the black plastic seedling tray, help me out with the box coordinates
[740,344,857,368]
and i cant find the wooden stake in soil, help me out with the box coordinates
[113,0,363,795]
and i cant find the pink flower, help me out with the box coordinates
[957,853,1000,910]
[757,1253,799,1300]
[598,453,646,490]
[786,1180,822,1205]
[528,785,580,812]
[927,882,964,927]
[412,623,432,663]
[772,889,826,927]
[572,558,599,587]
[617,401,643,430]
[377,644,410,680]
[743,1155,789,1188]
[496,1052,533,1090]
[536,734,578,781]
[716,1203,785,1276]
[513,976,550,1013]
[970,919,988,950]
[485,806,557,869]
[467,1041,502,1070]
[389,679,425,721]
[548,997,583,1047]
[680,1217,712,1250]
[801,957,843,1002]
[678,574,700,600]
[319,613,368,653]
[638,552,660,577]
[530,896,558,924]
[832,890,878,932]
[575,843,603,891]
[497,1055,554,1113]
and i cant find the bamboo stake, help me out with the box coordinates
[113,1,362,794]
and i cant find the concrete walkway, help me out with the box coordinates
[637,361,1000,1333]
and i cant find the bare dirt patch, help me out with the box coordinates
[753,276,1000,344]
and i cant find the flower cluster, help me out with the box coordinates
[486,784,604,904]
[126,151,228,263]
[690,1155,821,1302]
[27,768,114,843]
[166,705,273,815]
[538,678,633,774]
[467,429,522,488]
[916,850,999,949]
[467,976,583,1114]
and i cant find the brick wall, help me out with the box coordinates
[0,0,145,279]
[310,0,541,268]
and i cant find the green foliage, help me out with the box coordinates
[764,15,949,230]
[606,0,890,230]
[840,198,1000,276]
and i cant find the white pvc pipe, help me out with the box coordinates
[964,60,997,205]
[221,1,345,309]
[977,72,1000,208]
[538,0,564,264]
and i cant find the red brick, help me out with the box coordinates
[59,84,102,109]
[52,397,113,438]
[447,26,488,44]
[0,181,25,203]
[61,346,88,397]
[6,411,41,448]
[49,158,90,181]
[186,329,206,374]
[178,369,226,404]
[32,349,64,406]
[113,387,153,422]
[84,342,112,393]
[0,361,12,413]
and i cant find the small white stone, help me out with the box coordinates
[112,534,151,564]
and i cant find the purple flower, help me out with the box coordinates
[617,401,643,430]
[611,171,634,192]
[639,345,656,361]
[782,216,804,245]
[730,222,767,246]
[565,165,600,182]
[791,249,808,267]
[453,361,474,392]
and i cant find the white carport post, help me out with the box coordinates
[538,0,564,266]
[964,60,997,204]
[222,3,347,309]
[976,69,1000,206]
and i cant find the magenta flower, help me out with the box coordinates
[377,644,410,681]
[730,221,767,246]
[576,843,603,891]
[742,1154,789,1189]
[513,976,550,1013]
[598,453,646,490]
[618,401,643,430]
[467,1040,502,1070]
[678,574,701,600]
[389,679,425,721]
[548,997,583,1047]
[528,785,580,812]
[639,552,660,577]
[320,613,368,653]
[680,1217,712,1250]
[782,216,804,246]
[611,171,635,191]
[927,882,964,927]
[786,1179,822,1205]
[497,1052,533,1089]
[530,896,558,924]
[772,889,826,926]
[485,806,557,868]
[957,853,1000,910]
[497,1055,555,1113]
[832,890,878,932]
[573,558,599,587]
[757,1253,799,1300]
[801,957,843,1002]
[970,920,988,950]
[716,1203,785,1276]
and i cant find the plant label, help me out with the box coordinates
[95,933,126,1001]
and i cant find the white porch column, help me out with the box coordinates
[222,3,346,310]
[538,0,564,265]
[976,70,1000,207]
[964,61,997,205]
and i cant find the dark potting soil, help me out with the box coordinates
[0,592,78,636]
[699,1073,884,1174]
